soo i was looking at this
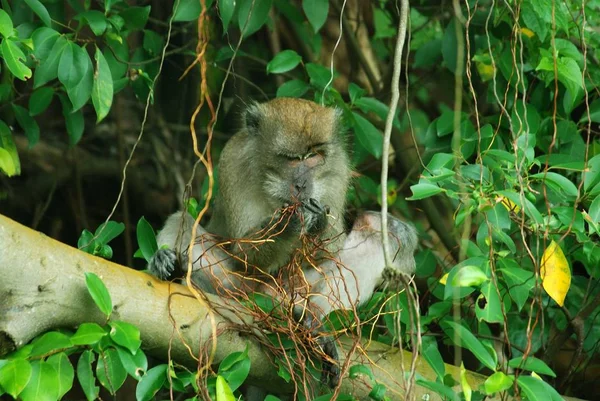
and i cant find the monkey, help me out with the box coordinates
[147,98,418,387]
[150,97,351,288]
[207,98,352,273]
[149,209,418,388]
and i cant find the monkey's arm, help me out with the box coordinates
[148,212,241,293]
[298,211,418,321]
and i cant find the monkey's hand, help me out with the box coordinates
[301,198,329,235]
[147,248,180,280]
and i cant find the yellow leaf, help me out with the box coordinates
[532,372,542,380]
[500,196,521,213]
[540,240,571,306]
[520,28,535,38]
[439,273,449,285]
[475,62,495,82]
[460,362,472,401]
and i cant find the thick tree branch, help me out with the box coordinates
[0,215,584,401]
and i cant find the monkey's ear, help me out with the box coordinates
[244,102,263,136]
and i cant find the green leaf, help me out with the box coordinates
[348,364,374,381]
[91,46,114,123]
[0,359,31,398]
[1,39,32,80]
[34,35,67,88]
[530,172,578,198]
[58,41,80,87]
[414,39,442,68]
[421,336,445,381]
[276,79,309,98]
[216,375,236,401]
[352,112,382,159]
[173,0,202,22]
[218,346,251,392]
[85,272,113,317]
[416,379,459,401]
[0,145,18,177]
[29,87,54,116]
[19,361,59,401]
[218,0,236,32]
[136,364,167,401]
[0,119,20,176]
[408,183,443,200]
[303,0,328,33]
[30,331,73,357]
[116,346,147,379]
[484,371,514,395]
[451,265,488,287]
[95,221,125,245]
[136,216,158,262]
[516,376,550,401]
[97,348,127,395]
[0,9,14,38]
[267,50,302,74]
[508,356,556,377]
[497,190,544,225]
[237,0,273,38]
[23,0,51,27]
[142,30,163,56]
[442,321,496,370]
[31,27,59,60]
[119,6,151,31]
[306,62,334,89]
[78,10,107,36]
[77,350,99,401]
[584,154,600,192]
[59,94,85,145]
[11,103,40,146]
[71,323,107,345]
[475,282,504,323]
[109,321,142,354]
[46,352,74,400]
[369,383,387,401]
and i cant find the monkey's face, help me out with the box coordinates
[244,98,347,206]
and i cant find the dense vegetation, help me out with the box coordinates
[1,0,599,400]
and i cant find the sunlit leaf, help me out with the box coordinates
[540,240,571,306]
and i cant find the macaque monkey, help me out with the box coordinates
[148,98,418,386]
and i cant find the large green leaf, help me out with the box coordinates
[85,272,113,317]
[0,119,21,176]
[96,348,127,395]
[267,50,302,74]
[11,103,40,146]
[0,9,14,38]
[442,321,496,370]
[109,321,142,354]
[0,359,31,399]
[1,39,32,80]
[19,361,59,401]
[23,0,51,27]
[352,112,382,159]
[238,0,273,38]
[77,351,99,401]
[91,47,114,122]
[34,35,67,88]
[46,352,74,400]
[302,0,328,33]
[136,364,167,401]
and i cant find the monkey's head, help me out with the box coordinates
[243,98,350,207]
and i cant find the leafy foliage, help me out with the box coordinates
[1,0,600,400]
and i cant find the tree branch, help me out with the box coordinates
[0,215,584,401]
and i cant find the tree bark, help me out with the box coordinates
[0,215,584,401]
